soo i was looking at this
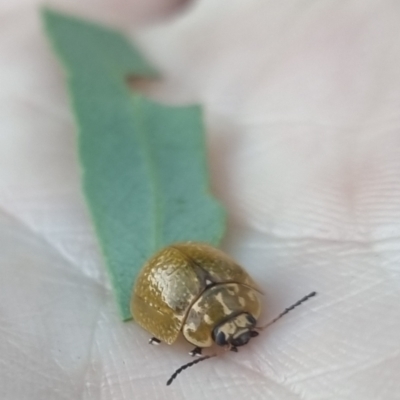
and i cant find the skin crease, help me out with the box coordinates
[1,1,400,399]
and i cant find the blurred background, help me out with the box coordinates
[1,1,400,399]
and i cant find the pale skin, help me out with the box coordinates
[1,1,400,400]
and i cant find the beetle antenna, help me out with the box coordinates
[256,291,317,331]
[166,354,217,386]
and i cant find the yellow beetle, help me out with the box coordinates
[131,242,262,354]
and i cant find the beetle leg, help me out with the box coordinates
[189,347,203,357]
[148,337,161,345]
[230,346,238,353]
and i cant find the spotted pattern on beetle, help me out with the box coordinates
[182,283,261,347]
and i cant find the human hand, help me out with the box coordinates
[1,1,399,399]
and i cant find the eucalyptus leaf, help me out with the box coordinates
[42,10,226,320]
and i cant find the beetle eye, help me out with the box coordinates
[231,331,251,347]
[213,330,227,346]
[246,314,257,325]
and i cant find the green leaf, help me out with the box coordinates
[42,9,226,320]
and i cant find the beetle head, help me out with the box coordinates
[212,312,259,348]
